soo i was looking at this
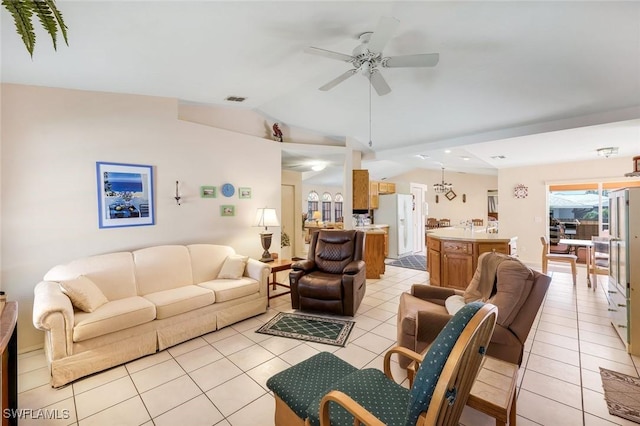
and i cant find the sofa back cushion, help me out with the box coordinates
[187,244,235,283]
[43,252,137,301]
[134,245,194,295]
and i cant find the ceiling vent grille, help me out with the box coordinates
[225,96,246,102]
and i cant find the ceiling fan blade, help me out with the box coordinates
[383,53,440,68]
[304,47,354,63]
[367,16,400,53]
[369,70,391,96]
[319,69,358,91]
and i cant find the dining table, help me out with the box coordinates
[559,238,594,289]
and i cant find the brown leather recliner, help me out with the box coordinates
[289,229,366,317]
[397,252,551,368]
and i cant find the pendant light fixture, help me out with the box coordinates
[433,167,452,194]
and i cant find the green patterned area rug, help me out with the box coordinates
[256,312,355,347]
[600,367,640,424]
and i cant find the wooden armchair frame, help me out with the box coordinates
[318,304,497,426]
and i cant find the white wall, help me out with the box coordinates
[498,157,640,265]
[1,84,282,350]
[390,169,498,225]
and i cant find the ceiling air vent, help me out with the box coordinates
[225,96,246,102]
[491,155,506,160]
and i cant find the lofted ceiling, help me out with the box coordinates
[2,1,639,186]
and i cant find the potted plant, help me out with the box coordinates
[3,0,68,57]
[281,230,291,260]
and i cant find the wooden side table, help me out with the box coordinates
[267,259,294,306]
[407,355,518,426]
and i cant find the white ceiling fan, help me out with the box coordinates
[305,16,439,96]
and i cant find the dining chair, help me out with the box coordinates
[438,218,451,228]
[426,217,439,229]
[471,218,484,226]
[540,236,577,285]
[590,236,610,287]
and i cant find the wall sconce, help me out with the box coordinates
[254,207,280,262]
[174,181,181,205]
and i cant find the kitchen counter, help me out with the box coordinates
[427,230,518,290]
[426,228,516,243]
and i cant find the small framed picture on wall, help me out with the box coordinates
[238,187,251,199]
[220,205,235,217]
[200,186,216,198]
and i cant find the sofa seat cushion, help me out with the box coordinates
[198,278,259,303]
[143,285,215,319]
[73,296,156,342]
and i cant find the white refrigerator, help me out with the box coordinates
[377,194,414,258]
[608,187,640,353]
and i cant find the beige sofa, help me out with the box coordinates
[33,244,270,387]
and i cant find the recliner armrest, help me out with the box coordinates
[415,310,453,345]
[292,259,315,272]
[343,260,365,275]
[411,284,461,303]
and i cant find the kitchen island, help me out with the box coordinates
[426,229,518,290]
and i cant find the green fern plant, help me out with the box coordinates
[2,0,68,57]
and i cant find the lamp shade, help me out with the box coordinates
[254,208,280,229]
[312,211,322,221]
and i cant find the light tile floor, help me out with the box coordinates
[17,264,640,425]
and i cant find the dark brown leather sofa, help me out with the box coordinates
[289,229,366,316]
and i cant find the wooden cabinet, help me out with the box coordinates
[427,237,441,286]
[427,233,516,291]
[369,181,379,209]
[378,182,396,194]
[353,170,369,210]
[379,225,389,257]
[364,231,386,279]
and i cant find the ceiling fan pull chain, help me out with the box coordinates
[368,75,373,147]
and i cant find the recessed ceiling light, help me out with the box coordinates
[311,163,326,172]
[491,155,506,160]
[415,154,430,160]
[444,150,451,154]
[461,156,470,161]
[597,147,619,158]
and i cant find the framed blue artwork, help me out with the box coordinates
[96,162,155,228]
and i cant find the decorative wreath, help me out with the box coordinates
[514,184,528,199]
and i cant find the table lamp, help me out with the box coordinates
[312,211,321,225]
[254,207,280,262]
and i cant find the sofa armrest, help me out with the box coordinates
[33,281,75,359]
[245,258,270,297]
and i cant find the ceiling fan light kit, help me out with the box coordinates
[305,16,439,96]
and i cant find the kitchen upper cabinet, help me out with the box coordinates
[369,181,379,209]
[353,170,369,211]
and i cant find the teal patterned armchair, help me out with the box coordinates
[267,301,497,426]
